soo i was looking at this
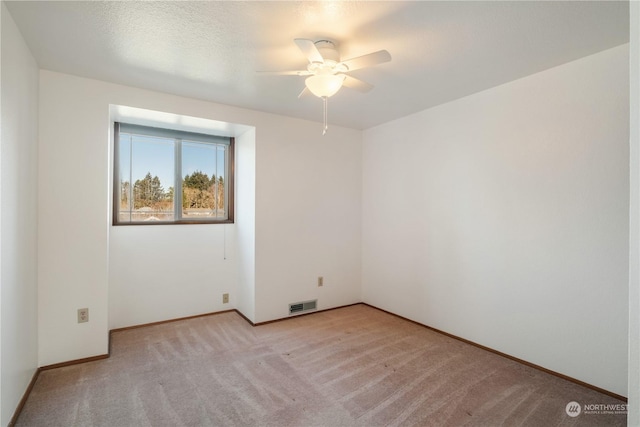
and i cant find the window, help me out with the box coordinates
[113,122,234,224]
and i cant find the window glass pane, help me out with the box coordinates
[130,135,175,222]
[182,141,226,219]
[217,145,226,218]
[113,122,232,225]
[118,134,133,222]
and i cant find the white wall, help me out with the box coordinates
[235,128,256,322]
[0,3,39,425]
[38,70,363,364]
[628,2,639,424]
[362,45,629,397]
[39,72,110,365]
[109,224,238,329]
[254,119,363,322]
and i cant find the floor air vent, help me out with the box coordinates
[289,300,317,315]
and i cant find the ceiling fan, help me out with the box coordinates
[260,39,392,134]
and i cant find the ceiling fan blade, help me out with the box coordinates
[298,87,311,98]
[342,75,373,93]
[340,50,391,72]
[294,38,324,63]
[256,70,311,76]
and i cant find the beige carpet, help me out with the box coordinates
[16,304,626,426]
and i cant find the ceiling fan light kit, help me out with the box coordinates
[260,38,391,135]
[305,74,346,98]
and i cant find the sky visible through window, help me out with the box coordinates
[120,134,225,192]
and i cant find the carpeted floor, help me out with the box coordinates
[16,304,626,426]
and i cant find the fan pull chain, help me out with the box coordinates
[322,96,328,135]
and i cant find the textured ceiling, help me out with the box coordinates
[5,1,629,129]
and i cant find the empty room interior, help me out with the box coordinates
[2,1,639,426]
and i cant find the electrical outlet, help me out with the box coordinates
[77,308,89,323]
[223,293,229,304]
[318,276,324,287]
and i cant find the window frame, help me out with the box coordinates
[112,122,234,226]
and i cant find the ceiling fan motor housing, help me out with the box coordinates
[314,40,340,64]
